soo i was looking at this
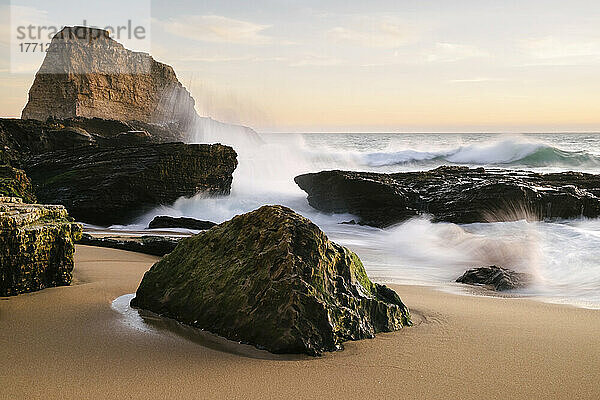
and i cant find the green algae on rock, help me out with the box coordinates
[0,165,36,203]
[0,197,82,296]
[131,205,411,356]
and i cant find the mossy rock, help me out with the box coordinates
[0,165,36,203]
[131,205,411,356]
[0,197,81,296]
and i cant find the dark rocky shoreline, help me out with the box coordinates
[295,166,600,227]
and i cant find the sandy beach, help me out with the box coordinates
[1,245,599,399]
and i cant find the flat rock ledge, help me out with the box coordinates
[456,266,533,291]
[0,197,82,296]
[78,233,179,256]
[131,205,411,356]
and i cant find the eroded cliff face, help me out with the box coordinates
[0,197,82,296]
[21,27,197,139]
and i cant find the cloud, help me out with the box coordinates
[155,15,275,45]
[425,42,490,63]
[288,54,341,67]
[327,18,410,48]
[180,55,286,63]
[519,36,600,65]
[448,77,507,83]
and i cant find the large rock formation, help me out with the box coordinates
[25,143,237,226]
[0,197,82,296]
[131,205,410,356]
[21,26,262,143]
[295,166,600,227]
[456,266,532,291]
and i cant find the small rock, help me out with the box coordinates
[456,266,532,291]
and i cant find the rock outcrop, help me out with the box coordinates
[0,197,82,296]
[78,234,178,256]
[0,165,36,203]
[131,205,410,356]
[148,216,216,231]
[295,166,600,227]
[456,266,532,291]
[0,118,239,225]
[25,143,237,226]
[21,26,262,143]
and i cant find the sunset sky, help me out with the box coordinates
[1,0,600,132]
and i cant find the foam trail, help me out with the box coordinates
[128,131,600,309]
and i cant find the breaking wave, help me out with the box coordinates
[360,138,600,168]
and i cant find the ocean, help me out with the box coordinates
[122,132,600,309]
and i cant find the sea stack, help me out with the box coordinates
[21,27,197,139]
[131,205,411,356]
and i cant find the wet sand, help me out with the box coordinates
[1,245,599,399]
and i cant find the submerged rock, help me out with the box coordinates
[456,266,532,291]
[131,205,410,356]
[78,234,179,256]
[0,197,82,296]
[148,216,217,231]
[295,166,600,227]
[25,143,237,226]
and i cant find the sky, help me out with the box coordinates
[1,0,600,132]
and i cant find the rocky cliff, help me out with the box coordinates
[131,205,410,356]
[21,26,262,143]
[25,143,237,226]
[295,166,600,227]
[0,197,82,296]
